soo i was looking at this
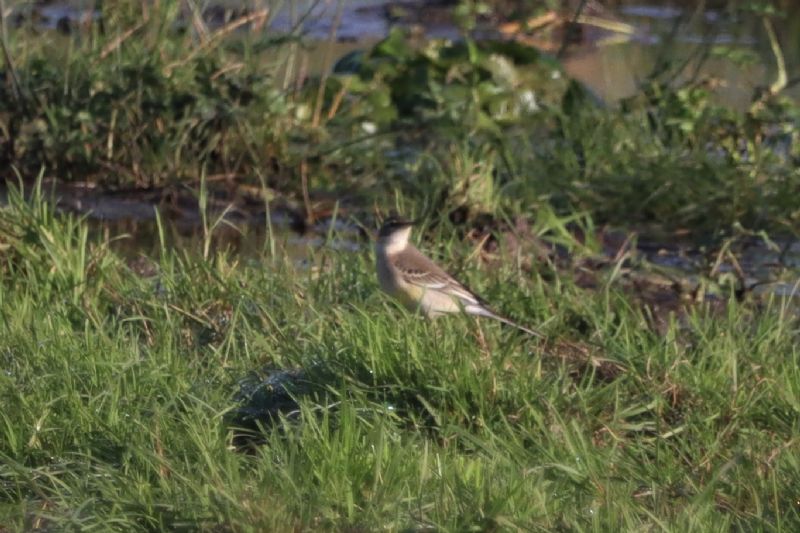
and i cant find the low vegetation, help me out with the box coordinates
[1,0,799,530]
[1,179,799,530]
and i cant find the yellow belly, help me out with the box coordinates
[391,282,426,312]
[376,254,461,317]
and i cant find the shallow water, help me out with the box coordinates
[10,1,800,106]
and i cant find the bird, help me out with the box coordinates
[374,216,544,338]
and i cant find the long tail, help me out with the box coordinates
[465,304,546,339]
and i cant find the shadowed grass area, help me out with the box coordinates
[1,183,799,531]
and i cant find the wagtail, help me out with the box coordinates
[375,216,544,338]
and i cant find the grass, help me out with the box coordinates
[1,182,799,531]
[0,0,306,187]
[1,2,799,529]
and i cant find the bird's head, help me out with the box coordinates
[377,216,416,252]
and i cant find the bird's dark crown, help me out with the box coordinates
[378,216,415,238]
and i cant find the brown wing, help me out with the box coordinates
[391,247,484,306]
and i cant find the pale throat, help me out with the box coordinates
[377,229,411,256]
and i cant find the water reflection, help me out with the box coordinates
[8,1,798,105]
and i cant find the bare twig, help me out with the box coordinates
[282,0,298,91]
[312,0,344,128]
[210,62,245,81]
[326,77,351,120]
[282,0,323,91]
[575,15,635,35]
[97,20,148,62]
[498,11,558,36]
[300,160,314,224]
[763,16,787,95]
[186,0,210,43]
[164,9,269,75]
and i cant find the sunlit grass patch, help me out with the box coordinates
[1,186,799,530]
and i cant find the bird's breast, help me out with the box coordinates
[376,253,424,310]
